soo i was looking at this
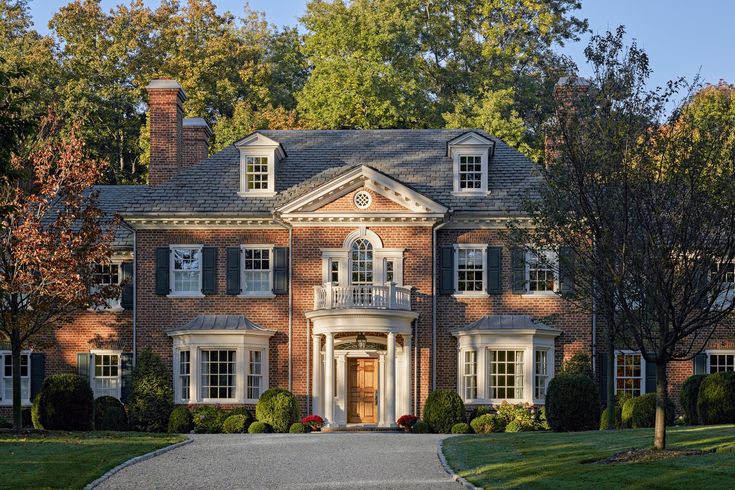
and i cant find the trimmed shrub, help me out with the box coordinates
[697,371,735,425]
[560,352,594,379]
[127,350,173,432]
[255,388,301,433]
[468,405,491,422]
[496,402,537,431]
[545,373,600,431]
[289,422,308,433]
[226,407,253,430]
[248,421,271,433]
[599,407,621,430]
[192,406,227,433]
[470,414,505,434]
[451,422,472,434]
[223,414,248,433]
[505,420,523,432]
[621,394,675,429]
[411,420,429,433]
[36,374,94,430]
[536,406,550,430]
[94,396,127,431]
[422,390,465,434]
[31,394,42,429]
[680,375,707,425]
[167,406,193,433]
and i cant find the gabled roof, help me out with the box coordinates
[120,129,541,217]
[167,314,276,336]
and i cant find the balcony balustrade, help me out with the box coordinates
[313,283,411,311]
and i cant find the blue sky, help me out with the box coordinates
[29,0,735,90]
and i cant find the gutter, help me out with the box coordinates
[272,213,294,391]
[431,211,452,389]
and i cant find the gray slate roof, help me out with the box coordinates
[452,315,557,333]
[120,129,541,216]
[170,314,274,333]
[91,185,149,249]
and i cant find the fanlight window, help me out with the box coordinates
[351,238,374,285]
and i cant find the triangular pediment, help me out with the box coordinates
[234,132,286,159]
[278,166,447,215]
[447,131,495,158]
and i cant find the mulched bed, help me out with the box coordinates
[590,448,712,465]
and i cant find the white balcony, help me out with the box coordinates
[313,283,412,311]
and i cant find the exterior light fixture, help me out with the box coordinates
[356,332,367,350]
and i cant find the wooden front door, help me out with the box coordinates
[347,358,378,423]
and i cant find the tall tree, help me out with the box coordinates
[0,114,117,430]
[519,28,735,450]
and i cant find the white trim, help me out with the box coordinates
[453,244,488,296]
[90,349,123,400]
[451,148,490,195]
[89,259,124,311]
[705,350,735,373]
[169,244,203,296]
[524,250,559,295]
[0,350,32,407]
[353,190,372,209]
[122,217,279,230]
[240,244,275,297]
[613,350,646,396]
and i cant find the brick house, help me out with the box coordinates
[2,78,733,427]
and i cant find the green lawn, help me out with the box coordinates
[443,425,735,489]
[0,431,185,489]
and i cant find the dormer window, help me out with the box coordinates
[245,156,270,191]
[235,132,285,197]
[447,132,495,196]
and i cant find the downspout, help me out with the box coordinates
[431,212,452,389]
[306,319,310,411]
[413,318,418,414]
[273,213,294,391]
[132,228,137,366]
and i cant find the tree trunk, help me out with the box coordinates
[654,362,668,450]
[606,331,615,430]
[11,336,22,432]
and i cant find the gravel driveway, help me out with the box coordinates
[98,433,460,489]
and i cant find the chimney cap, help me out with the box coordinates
[146,79,187,99]
[183,117,212,137]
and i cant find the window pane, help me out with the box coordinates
[457,248,484,292]
[244,248,271,293]
[490,350,524,400]
[458,155,483,190]
[201,350,236,399]
[616,352,643,396]
[93,354,120,399]
[528,252,556,292]
[535,350,548,400]
[246,156,269,190]
[172,248,201,293]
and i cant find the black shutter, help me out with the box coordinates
[201,247,217,295]
[77,353,90,381]
[645,359,657,394]
[226,247,241,295]
[439,246,454,294]
[511,247,526,294]
[598,354,608,406]
[273,247,289,294]
[30,353,45,399]
[559,246,576,295]
[487,247,502,294]
[155,247,170,295]
[120,261,133,309]
[120,352,134,403]
[694,353,708,375]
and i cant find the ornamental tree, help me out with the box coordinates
[0,114,117,430]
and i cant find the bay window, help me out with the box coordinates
[200,349,236,400]
[490,350,524,400]
[247,351,263,400]
[463,351,477,400]
[179,350,191,401]
[535,350,549,401]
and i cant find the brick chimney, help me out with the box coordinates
[182,117,212,167]
[544,75,591,165]
[146,79,186,186]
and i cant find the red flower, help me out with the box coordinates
[397,414,418,428]
[302,415,324,429]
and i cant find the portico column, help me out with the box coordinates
[324,332,335,426]
[403,335,412,416]
[312,334,321,416]
[386,332,397,427]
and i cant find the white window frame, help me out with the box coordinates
[462,350,478,401]
[0,350,31,406]
[534,349,551,402]
[169,245,204,297]
[488,348,526,402]
[178,350,191,402]
[706,350,735,373]
[199,348,238,402]
[320,229,404,287]
[89,260,123,311]
[240,245,275,298]
[614,350,646,396]
[452,151,488,195]
[90,350,122,400]
[453,244,488,297]
[239,152,276,197]
[247,350,264,400]
[524,250,559,296]
[712,263,735,308]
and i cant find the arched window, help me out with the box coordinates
[351,238,373,285]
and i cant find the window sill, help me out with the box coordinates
[452,292,489,299]
[167,293,206,299]
[521,292,558,299]
[237,191,277,198]
[451,191,491,197]
[88,306,124,313]
[238,293,276,299]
